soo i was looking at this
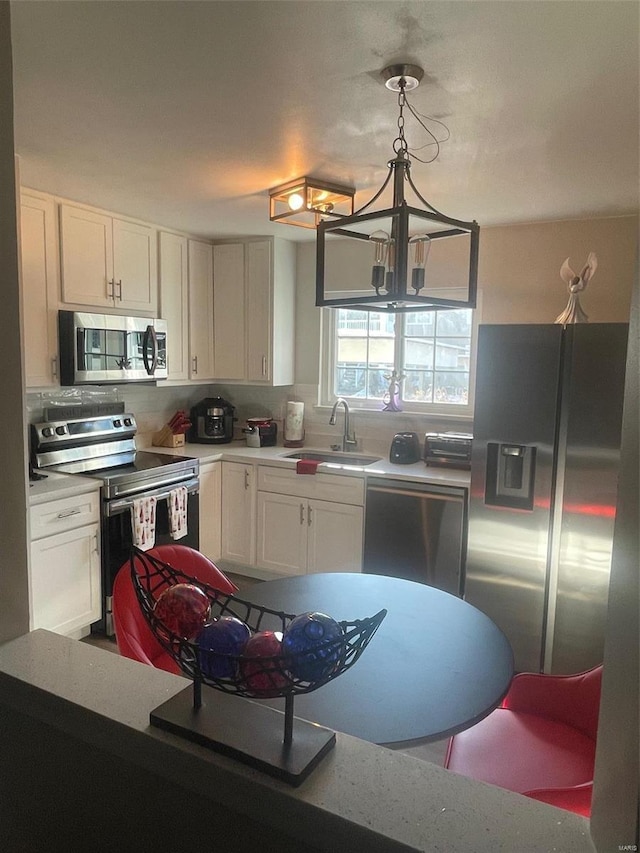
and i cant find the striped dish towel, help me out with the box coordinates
[169,486,188,540]
[131,496,157,551]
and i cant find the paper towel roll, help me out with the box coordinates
[284,401,304,443]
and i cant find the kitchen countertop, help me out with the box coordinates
[0,629,593,853]
[28,470,101,505]
[27,442,470,505]
[150,441,472,489]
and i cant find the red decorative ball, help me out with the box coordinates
[239,631,291,697]
[154,583,211,639]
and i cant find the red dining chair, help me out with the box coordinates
[112,544,238,675]
[444,665,602,817]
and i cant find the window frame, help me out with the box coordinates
[320,291,482,418]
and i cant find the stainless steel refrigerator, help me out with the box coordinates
[465,323,628,674]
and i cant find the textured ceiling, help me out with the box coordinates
[9,0,640,241]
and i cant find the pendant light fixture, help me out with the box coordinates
[315,64,479,312]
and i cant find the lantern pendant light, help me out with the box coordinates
[315,64,480,313]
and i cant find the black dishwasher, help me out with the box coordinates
[363,478,467,595]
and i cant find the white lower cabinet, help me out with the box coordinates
[257,492,363,576]
[305,499,363,574]
[256,465,364,576]
[199,461,222,562]
[256,492,307,575]
[220,462,256,567]
[29,490,101,637]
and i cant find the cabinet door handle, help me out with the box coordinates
[262,355,267,376]
[307,505,313,526]
[93,533,99,554]
[57,508,82,519]
[115,279,123,300]
[299,503,305,525]
[107,278,114,299]
[51,356,58,378]
[192,355,198,374]
[244,469,249,490]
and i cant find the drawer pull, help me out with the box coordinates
[56,508,82,519]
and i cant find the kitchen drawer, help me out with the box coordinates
[30,491,100,540]
[257,465,364,506]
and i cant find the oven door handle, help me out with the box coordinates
[105,477,199,517]
[142,324,158,376]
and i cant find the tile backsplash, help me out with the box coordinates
[25,385,208,439]
[26,382,472,456]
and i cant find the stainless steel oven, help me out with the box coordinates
[31,413,199,635]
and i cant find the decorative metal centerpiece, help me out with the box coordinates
[131,548,386,784]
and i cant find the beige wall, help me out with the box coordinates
[478,216,637,323]
[0,2,30,643]
[295,214,638,384]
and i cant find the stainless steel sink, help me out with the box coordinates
[284,450,381,466]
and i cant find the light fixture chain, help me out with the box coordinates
[393,82,409,155]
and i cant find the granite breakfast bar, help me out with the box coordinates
[0,630,593,853]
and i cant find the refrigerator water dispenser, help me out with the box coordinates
[485,442,536,510]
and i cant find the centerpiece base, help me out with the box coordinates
[150,685,336,786]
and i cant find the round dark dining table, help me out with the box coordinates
[243,572,514,745]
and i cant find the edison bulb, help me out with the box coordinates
[370,230,390,294]
[410,234,431,293]
[287,192,305,211]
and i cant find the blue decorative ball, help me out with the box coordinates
[282,611,345,682]
[197,616,251,678]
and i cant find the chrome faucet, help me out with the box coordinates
[329,398,357,452]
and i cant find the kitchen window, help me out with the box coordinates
[322,301,479,415]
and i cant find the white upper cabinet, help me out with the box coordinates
[213,237,295,386]
[213,242,246,380]
[245,240,273,382]
[158,231,190,381]
[19,190,60,387]
[20,189,297,390]
[59,202,157,314]
[59,204,113,307]
[188,238,215,381]
[111,217,157,312]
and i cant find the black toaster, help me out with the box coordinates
[389,432,421,464]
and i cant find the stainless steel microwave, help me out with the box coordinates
[58,311,168,385]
